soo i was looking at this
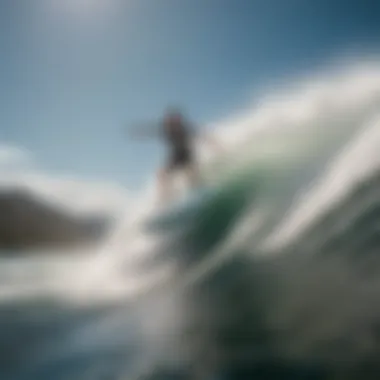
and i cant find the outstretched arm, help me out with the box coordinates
[194,126,222,152]
[127,122,161,139]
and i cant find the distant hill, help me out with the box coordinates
[0,188,111,250]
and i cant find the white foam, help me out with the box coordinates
[3,58,380,305]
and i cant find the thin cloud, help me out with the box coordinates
[0,144,33,170]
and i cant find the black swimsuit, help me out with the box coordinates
[163,123,194,171]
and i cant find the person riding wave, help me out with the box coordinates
[130,107,219,203]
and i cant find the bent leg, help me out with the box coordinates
[157,167,173,204]
[185,163,202,190]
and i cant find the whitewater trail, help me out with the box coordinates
[263,112,380,253]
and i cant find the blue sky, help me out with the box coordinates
[1,0,380,190]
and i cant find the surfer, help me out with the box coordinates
[130,107,219,203]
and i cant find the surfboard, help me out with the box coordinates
[145,186,215,233]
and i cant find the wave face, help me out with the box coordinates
[3,59,380,379]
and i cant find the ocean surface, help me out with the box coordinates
[3,61,380,379]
